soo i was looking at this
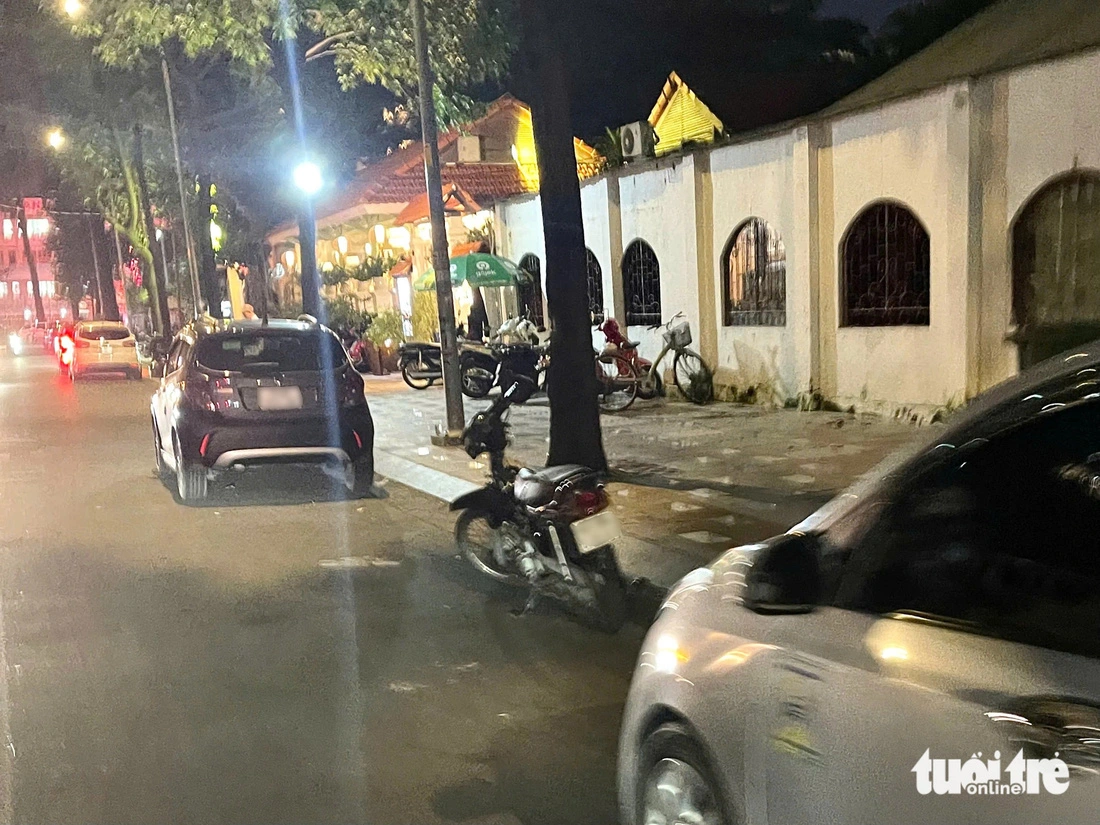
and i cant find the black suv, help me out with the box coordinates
[151,318,374,502]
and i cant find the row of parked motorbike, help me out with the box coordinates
[398,319,547,400]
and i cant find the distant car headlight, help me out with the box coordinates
[8,334,22,356]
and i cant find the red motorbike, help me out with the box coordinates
[597,318,662,399]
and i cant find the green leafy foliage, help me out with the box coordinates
[365,309,406,347]
[323,295,372,331]
[68,0,282,70]
[304,0,516,126]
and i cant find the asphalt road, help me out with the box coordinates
[0,352,647,825]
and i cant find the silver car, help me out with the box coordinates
[619,343,1100,825]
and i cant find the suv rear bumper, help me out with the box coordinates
[175,404,374,469]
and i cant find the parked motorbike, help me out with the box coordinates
[597,317,663,399]
[451,378,627,632]
[398,341,443,389]
[460,341,544,399]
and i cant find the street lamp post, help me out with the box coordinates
[410,0,464,438]
[161,58,203,319]
[293,161,323,320]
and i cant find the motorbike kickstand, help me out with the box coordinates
[512,588,542,618]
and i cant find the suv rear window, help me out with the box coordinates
[194,331,347,372]
[79,326,131,341]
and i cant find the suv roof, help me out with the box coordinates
[181,317,320,339]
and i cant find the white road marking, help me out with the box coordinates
[0,578,15,825]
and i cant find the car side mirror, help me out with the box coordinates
[744,533,822,615]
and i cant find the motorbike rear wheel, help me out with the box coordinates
[401,363,433,390]
[455,509,527,587]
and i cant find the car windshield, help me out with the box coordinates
[194,331,346,372]
[79,326,130,341]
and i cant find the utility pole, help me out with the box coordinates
[411,0,464,438]
[162,57,203,318]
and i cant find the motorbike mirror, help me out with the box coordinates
[150,358,167,379]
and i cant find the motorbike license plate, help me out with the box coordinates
[571,510,622,554]
[257,386,303,411]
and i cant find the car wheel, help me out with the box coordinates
[173,435,208,502]
[152,420,170,480]
[349,453,375,497]
[637,723,733,825]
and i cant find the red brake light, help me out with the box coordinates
[571,489,608,517]
[199,433,212,457]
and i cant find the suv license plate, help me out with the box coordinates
[257,386,303,411]
[571,510,622,554]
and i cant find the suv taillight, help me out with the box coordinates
[341,367,367,407]
[183,375,217,412]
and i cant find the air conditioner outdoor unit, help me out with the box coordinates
[620,121,656,161]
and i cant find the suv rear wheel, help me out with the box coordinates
[173,434,208,502]
[350,454,375,498]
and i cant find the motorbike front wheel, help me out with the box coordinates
[455,509,527,587]
[461,367,495,399]
[401,363,434,390]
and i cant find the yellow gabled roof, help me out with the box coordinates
[648,71,724,156]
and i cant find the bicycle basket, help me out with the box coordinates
[664,322,692,349]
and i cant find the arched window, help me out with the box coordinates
[1013,172,1100,367]
[585,248,604,320]
[517,253,545,329]
[723,218,786,326]
[841,202,930,326]
[622,240,661,326]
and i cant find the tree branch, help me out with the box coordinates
[304,32,353,59]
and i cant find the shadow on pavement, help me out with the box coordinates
[158,464,388,509]
[431,704,625,825]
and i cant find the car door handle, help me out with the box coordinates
[986,698,1100,772]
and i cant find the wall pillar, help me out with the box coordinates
[972,75,1014,394]
[606,174,626,325]
[808,122,837,398]
[693,151,718,364]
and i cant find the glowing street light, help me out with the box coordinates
[45,128,66,151]
[62,0,83,17]
[292,161,323,197]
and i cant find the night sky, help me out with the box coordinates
[820,0,912,28]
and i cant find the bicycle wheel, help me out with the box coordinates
[673,349,714,405]
[595,352,638,412]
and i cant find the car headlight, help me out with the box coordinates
[8,334,22,355]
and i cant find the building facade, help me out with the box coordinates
[0,197,65,328]
[495,0,1100,414]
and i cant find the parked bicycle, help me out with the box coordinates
[594,312,713,411]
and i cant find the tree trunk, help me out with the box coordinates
[14,200,47,322]
[132,125,167,335]
[88,214,121,321]
[518,0,607,471]
[196,173,221,316]
[298,204,321,319]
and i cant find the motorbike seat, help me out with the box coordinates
[622,339,640,349]
[513,464,592,506]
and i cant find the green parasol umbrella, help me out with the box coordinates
[415,253,526,291]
